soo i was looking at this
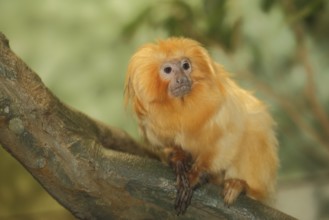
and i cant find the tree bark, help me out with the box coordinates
[0,32,295,220]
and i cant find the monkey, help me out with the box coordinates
[124,37,279,215]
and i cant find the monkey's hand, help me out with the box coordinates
[165,147,193,215]
[174,165,211,215]
[174,159,193,215]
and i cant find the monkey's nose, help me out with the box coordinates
[176,75,189,85]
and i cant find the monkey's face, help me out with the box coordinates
[160,58,192,98]
[126,38,218,105]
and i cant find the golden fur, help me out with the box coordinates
[125,37,278,204]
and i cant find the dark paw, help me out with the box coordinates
[175,160,189,188]
[174,184,193,215]
[173,160,193,215]
[166,147,195,215]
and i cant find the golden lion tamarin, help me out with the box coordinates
[124,37,279,215]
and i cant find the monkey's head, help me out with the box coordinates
[125,37,221,113]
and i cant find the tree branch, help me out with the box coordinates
[0,32,295,220]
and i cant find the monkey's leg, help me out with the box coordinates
[222,178,247,205]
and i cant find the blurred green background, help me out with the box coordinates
[1,0,329,219]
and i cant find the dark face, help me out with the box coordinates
[159,58,192,98]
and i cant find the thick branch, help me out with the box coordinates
[0,32,295,220]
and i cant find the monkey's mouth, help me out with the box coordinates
[171,85,192,98]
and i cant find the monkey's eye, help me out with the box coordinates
[182,60,191,71]
[182,62,190,70]
[163,66,172,74]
